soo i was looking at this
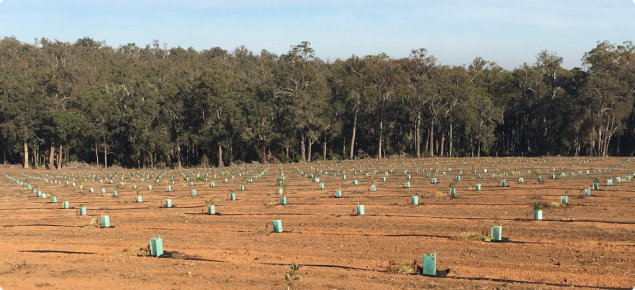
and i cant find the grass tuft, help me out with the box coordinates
[453,231,490,241]
[387,260,415,274]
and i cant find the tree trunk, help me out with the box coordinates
[477,140,481,158]
[104,149,108,169]
[23,141,29,169]
[415,112,421,158]
[440,129,445,157]
[49,144,55,169]
[33,147,38,168]
[470,129,474,157]
[596,126,603,156]
[349,110,357,160]
[176,143,182,168]
[300,132,306,161]
[323,134,327,161]
[218,144,224,167]
[95,142,99,168]
[449,123,453,157]
[229,141,234,166]
[261,140,267,163]
[378,120,383,159]
[57,144,63,169]
[307,138,313,162]
[429,119,435,157]
[424,129,429,155]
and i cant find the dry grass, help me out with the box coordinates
[75,216,99,228]
[453,231,490,241]
[387,260,415,274]
[115,247,148,257]
[541,201,572,209]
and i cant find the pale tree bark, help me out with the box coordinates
[307,137,313,162]
[229,140,234,166]
[322,132,327,161]
[262,141,267,163]
[477,140,481,158]
[429,119,435,157]
[440,130,445,157]
[32,147,38,168]
[176,143,182,168]
[23,141,29,169]
[424,130,429,155]
[57,144,62,169]
[449,123,453,157]
[49,145,55,169]
[103,149,108,169]
[349,111,357,160]
[300,132,306,161]
[415,113,421,157]
[95,143,99,168]
[378,120,383,159]
[218,144,224,167]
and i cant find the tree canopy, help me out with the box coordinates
[0,37,633,169]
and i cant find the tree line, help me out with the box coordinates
[0,37,633,169]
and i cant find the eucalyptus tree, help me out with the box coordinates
[275,41,328,161]
[190,52,233,167]
[232,48,279,162]
[34,38,82,168]
[334,55,372,159]
[366,53,401,158]
[159,45,201,167]
[436,66,471,157]
[400,48,436,157]
[581,41,635,156]
[425,64,455,157]
[0,37,43,168]
[322,60,347,160]
[466,58,505,157]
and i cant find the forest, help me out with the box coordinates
[0,37,634,169]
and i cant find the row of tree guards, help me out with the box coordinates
[7,156,633,274]
[12,156,632,212]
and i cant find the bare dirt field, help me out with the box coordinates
[0,157,634,290]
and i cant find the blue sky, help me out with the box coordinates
[0,0,633,69]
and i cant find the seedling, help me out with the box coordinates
[284,262,303,289]
[280,181,288,195]
[532,202,544,211]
